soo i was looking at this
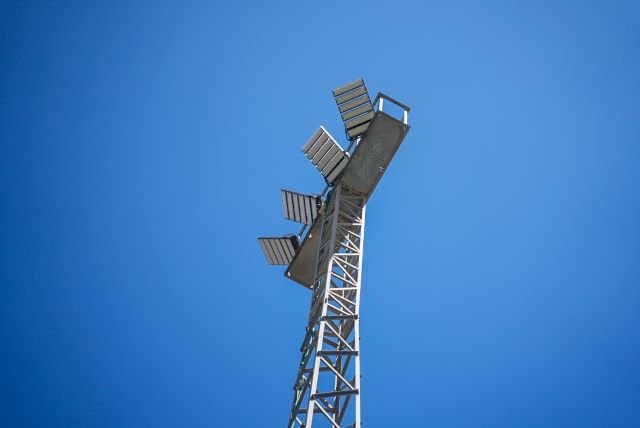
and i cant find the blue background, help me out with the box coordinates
[1,1,639,426]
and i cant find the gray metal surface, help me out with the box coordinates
[334,86,367,104]
[341,111,410,198]
[286,98,411,288]
[338,95,370,113]
[332,79,365,96]
[302,126,350,185]
[285,213,324,288]
[281,190,321,225]
[258,236,300,265]
[333,79,374,141]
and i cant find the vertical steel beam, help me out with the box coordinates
[288,184,366,428]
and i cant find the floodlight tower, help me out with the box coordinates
[258,79,411,428]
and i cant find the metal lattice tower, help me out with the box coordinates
[258,79,411,428]
[289,185,366,427]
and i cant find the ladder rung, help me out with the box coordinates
[297,406,336,414]
[312,389,359,399]
[317,350,358,356]
[323,314,358,320]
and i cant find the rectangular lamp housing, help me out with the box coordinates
[333,79,374,141]
[302,126,349,185]
[281,189,321,225]
[258,235,300,266]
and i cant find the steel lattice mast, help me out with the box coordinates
[289,185,366,427]
[258,79,410,428]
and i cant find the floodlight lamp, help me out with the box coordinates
[281,189,322,225]
[258,235,300,266]
[333,79,374,141]
[302,126,349,185]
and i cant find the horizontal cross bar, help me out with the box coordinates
[323,314,358,320]
[312,389,359,399]
[317,350,359,356]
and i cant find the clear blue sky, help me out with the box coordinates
[1,1,639,427]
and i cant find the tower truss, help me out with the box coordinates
[289,185,366,428]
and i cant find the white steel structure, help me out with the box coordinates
[258,79,411,428]
[288,185,366,427]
